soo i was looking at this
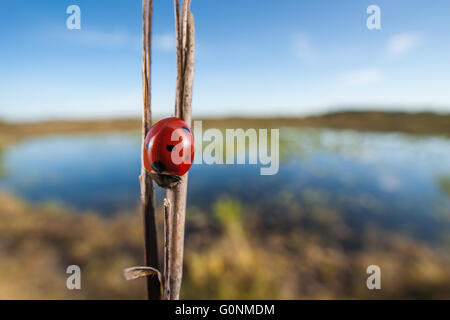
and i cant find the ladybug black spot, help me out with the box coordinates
[182,126,190,133]
[166,145,175,152]
[152,161,166,173]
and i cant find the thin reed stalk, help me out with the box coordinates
[165,0,195,300]
[140,0,161,300]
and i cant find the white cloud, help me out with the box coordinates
[387,33,421,56]
[337,68,383,87]
[292,33,317,63]
[67,29,133,48]
[1,89,142,122]
[41,27,178,52]
[154,33,176,51]
[39,27,137,48]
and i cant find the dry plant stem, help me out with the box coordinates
[166,0,195,300]
[140,0,161,300]
[182,12,195,121]
[163,199,172,300]
[174,0,183,114]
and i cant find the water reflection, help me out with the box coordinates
[0,128,449,242]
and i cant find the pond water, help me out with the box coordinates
[1,128,449,242]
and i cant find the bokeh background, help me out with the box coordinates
[0,0,449,299]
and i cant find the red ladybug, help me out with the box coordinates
[144,117,194,188]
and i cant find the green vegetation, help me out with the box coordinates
[439,176,450,198]
[0,192,145,299]
[1,111,449,146]
[1,192,449,299]
[202,111,450,135]
[1,111,449,299]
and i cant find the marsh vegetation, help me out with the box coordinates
[0,112,449,299]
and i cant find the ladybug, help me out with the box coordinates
[143,117,194,188]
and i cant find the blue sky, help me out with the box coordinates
[1,0,450,121]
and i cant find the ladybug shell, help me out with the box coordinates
[144,117,194,177]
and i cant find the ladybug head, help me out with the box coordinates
[148,172,181,189]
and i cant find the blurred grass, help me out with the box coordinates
[1,111,449,299]
[1,192,449,299]
[0,192,146,299]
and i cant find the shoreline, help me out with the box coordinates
[1,111,449,146]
